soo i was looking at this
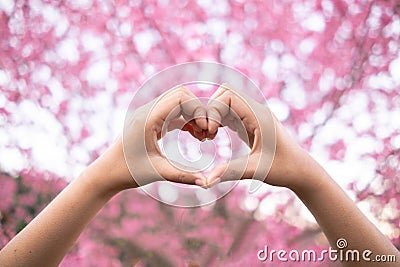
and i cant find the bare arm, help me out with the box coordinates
[290,153,400,266]
[0,87,207,267]
[206,84,400,266]
[0,142,130,266]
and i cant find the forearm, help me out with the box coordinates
[0,145,126,267]
[291,155,399,266]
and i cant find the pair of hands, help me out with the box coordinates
[112,84,311,193]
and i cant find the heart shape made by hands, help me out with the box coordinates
[123,84,276,207]
[159,110,249,179]
[155,84,271,188]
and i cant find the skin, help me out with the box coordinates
[206,84,400,266]
[0,86,398,266]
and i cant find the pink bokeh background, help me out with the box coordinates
[1,0,399,266]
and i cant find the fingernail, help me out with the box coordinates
[194,172,206,180]
[202,178,221,189]
[195,179,204,186]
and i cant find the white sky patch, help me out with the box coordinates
[306,89,390,204]
[353,113,373,133]
[268,98,290,121]
[369,72,395,92]
[335,21,353,42]
[0,0,15,15]
[311,106,329,125]
[31,64,52,84]
[348,3,361,15]
[57,38,80,63]
[391,135,400,149]
[0,100,69,176]
[383,17,400,38]
[143,63,156,76]
[186,139,202,160]
[281,77,306,109]
[256,189,306,223]
[0,69,11,86]
[263,53,298,81]
[0,88,125,178]
[292,1,314,20]
[42,4,62,26]
[319,68,335,92]
[321,0,334,17]
[85,59,110,87]
[67,0,93,10]
[337,91,369,120]
[221,33,244,64]
[133,30,160,55]
[119,22,132,37]
[81,32,105,52]
[270,39,285,54]
[299,38,316,55]
[82,91,114,150]
[315,117,354,146]
[262,54,279,81]
[347,135,380,159]
[47,77,65,106]
[218,145,231,159]
[367,5,382,30]
[105,79,118,93]
[241,195,259,211]
[55,16,69,37]
[0,148,28,173]
[196,187,217,204]
[22,44,33,58]
[158,182,178,203]
[281,54,297,70]
[301,12,326,32]
[64,97,83,140]
[376,109,400,138]
[197,0,230,16]
[297,122,314,142]
[324,158,376,189]
[389,55,400,84]
[206,18,227,42]
[0,94,6,108]
[28,0,43,16]
[116,5,130,18]
[254,189,319,225]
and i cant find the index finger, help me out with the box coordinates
[149,87,207,130]
[206,83,259,136]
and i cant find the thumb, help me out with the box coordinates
[153,156,207,186]
[206,156,251,184]
[206,155,266,192]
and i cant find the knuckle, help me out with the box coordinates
[207,107,221,120]
[224,89,234,97]
[177,172,186,183]
[174,87,189,97]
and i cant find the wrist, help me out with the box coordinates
[80,141,138,198]
[78,166,119,201]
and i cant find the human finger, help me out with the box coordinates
[206,84,258,139]
[152,87,207,130]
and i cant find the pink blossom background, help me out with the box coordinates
[1,0,399,266]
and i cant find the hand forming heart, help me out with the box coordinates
[122,83,281,190]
